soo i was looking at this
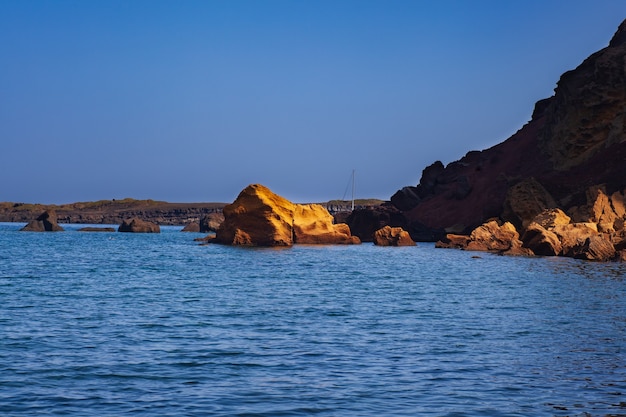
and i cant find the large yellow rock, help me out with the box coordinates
[215,184,360,246]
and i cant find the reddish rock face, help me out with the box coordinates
[387,20,626,241]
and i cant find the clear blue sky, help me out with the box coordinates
[1,1,624,204]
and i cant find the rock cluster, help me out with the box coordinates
[20,210,64,232]
[367,19,626,251]
[436,187,626,261]
[214,184,360,246]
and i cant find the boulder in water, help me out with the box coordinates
[118,218,160,233]
[20,210,64,232]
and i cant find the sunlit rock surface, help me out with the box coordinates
[215,184,360,246]
[372,226,416,246]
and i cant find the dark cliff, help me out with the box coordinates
[386,19,626,241]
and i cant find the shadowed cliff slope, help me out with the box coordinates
[388,19,626,240]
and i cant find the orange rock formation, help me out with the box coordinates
[215,184,360,246]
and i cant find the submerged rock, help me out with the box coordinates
[78,227,116,232]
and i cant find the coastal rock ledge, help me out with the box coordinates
[214,184,360,246]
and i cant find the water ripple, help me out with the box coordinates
[0,223,625,416]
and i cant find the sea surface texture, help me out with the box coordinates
[1,223,625,416]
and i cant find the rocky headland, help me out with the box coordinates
[348,19,626,261]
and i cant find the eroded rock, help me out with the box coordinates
[215,184,360,246]
[521,223,562,256]
[466,221,522,252]
[372,226,416,246]
[571,235,616,262]
[435,234,470,249]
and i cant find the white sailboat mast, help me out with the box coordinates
[351,169,355,211]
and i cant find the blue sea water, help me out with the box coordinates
[0,222,625,417]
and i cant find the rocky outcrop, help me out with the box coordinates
[372,226,416,246]
[520,223,562,256]
[519,204,623,261]
[435,233,469,249]
[215,184,360,246]
[571,235,616,262]
[436,220,531,256]
[292,204,361,244]
[118,218,160,233]
[20,210,64,232]
[501,178,558,230]
[382,20,626,243]
[466,221,531,255]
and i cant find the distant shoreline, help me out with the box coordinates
[0,198,384,226]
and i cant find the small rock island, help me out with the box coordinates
[212,184,360,247]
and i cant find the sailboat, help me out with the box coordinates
[341,169,356,211]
